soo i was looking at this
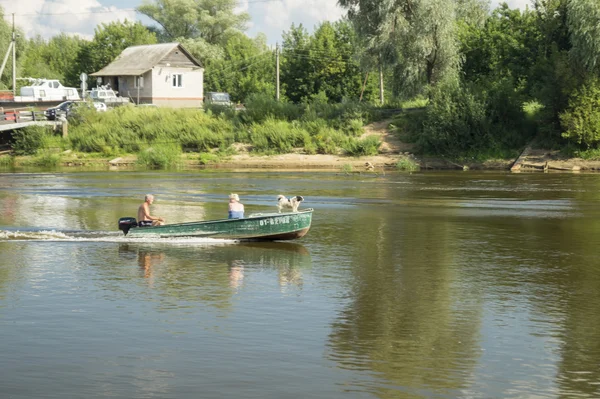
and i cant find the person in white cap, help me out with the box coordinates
[228,193,244,219]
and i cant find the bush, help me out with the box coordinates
[343,136,381,156]
[12,126,53,155]
[249,118,307,153]
[560,79,600,148]
[396,158,420,171]
[136,143,182,169]
[241,94,302,124]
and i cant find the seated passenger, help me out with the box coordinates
[137,194,165,227]
[228,193,244,219]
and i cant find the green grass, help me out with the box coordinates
[0,155,15,167]
[136,143,182,169]
[341,164,353,174]
[396,157,420,171]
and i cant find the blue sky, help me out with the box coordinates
[1,0,531,45]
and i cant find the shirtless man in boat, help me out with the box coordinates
[138,194,165,227]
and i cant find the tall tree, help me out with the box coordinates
[0,6,26,90]
[567,0,600,76]
[137,0,250,44]
[204,32,275,103]
[338,0,461,97]
[281,21,371,103]
[20,34,86,87]
[77,20,157,77]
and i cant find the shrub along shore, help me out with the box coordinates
[2,94,596,173]
[3,95,422,170]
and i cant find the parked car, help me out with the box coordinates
[205,92,232,106]
[44,101,75,120]
[45,101,107,121]
[89,86,130,106]
[92,102,107,112]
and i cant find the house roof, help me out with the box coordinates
[90,43,202,77]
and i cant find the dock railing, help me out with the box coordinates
[0,107,48,124]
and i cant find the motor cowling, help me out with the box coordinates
[118,217,137,235]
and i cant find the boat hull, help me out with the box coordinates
[124,209,313,241]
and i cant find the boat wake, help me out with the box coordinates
[0,229,238,245]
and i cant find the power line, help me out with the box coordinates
[213,51,274,74]
[4,0,286,18]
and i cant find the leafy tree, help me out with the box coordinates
[560,79,600,148]
[567,0,600,76]
[20,34,86,87]
[281,21,371,103]
[0,6,26,90]
[204,32,275,103]
[339,0,461,97]
[79,20,157,76]
[137,0,250,44]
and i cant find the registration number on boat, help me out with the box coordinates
[260,216,291,226]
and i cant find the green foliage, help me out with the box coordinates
[241,94,302,123]
[560,80,600,148]
[204,33,275,103]
[29,152,61,167]
[0,6,26,90]
[248,118,307,153]
[77,20,157,79]
[136,143,182,169]
[69,106,236,153]
[0,155,14,167]
[281,21,368,104]
[137,0,250,44]
[21,34,86,87]
[198,152,221,165]
[339,0,462,97]
[12,126,54,155]
[343,136,381,156]
[568,0,600,75]
[341,164,353,174]
[396,158,420,171]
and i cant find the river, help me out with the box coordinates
[1,169,599,398]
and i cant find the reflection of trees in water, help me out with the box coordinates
[517,217,600,398]
[442,201,600,398]
[327,209,481,396]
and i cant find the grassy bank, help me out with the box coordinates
[5,96,404,169]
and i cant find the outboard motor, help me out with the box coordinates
[118,217,138,236]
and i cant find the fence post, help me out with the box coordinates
[62,120,68,138]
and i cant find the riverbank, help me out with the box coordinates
[2,118,599,172]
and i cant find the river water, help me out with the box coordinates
[1,169,600,398]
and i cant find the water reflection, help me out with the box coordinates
[116,242,311,298]
[325,206,481,397]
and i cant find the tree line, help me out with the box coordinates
[1,0,600,158]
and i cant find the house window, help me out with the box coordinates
[134,76,144,88]
[172,74,183,88]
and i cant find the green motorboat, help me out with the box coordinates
[117,209,313,241]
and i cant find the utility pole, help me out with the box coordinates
[12,13,16,97]
[275,43,280,101]
[359,72,369,102]
[379,60,384,105]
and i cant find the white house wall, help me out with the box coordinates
[150,67,204,107]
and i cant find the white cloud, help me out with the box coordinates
[248,0,345,44]
[4,0,136,40]
[3,0,533,46]
[490,0,533,10]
